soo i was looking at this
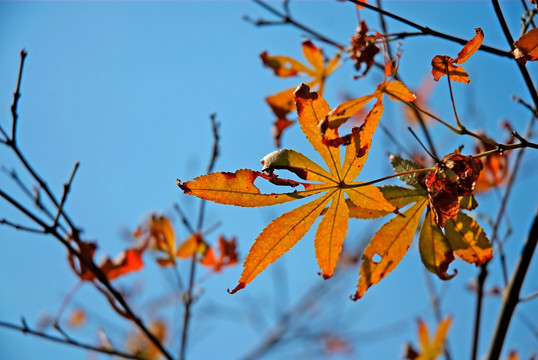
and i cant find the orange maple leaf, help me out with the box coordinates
[404,317,452,360]
[431,28,484,84]
[261,40,341,146]
[178,83,394,293]
[512,27,538,64]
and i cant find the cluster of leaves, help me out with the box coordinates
[177,25,507,300]
[133,214,238,272]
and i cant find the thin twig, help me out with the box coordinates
[53,162,80,228]
[0,319,144,360]
[250,0,345,50]
[0,189,174,360]
[0,218,43,234]
[10,49,27,144]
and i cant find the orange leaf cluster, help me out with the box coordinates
[513,27,538,64]
[431,28,483,84]
[135,214,238,272]
[261,40,341,146]
[177,233,238,272]
[68,240,146,282]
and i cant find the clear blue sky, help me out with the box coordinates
[1,1,536,359]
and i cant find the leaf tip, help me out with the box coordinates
[318,271,333,280]
[227,282,246,294]
[349,292,361,301]
[438,268,458,281]
[176,179,190,193]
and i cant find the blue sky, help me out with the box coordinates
[1,1,537,359]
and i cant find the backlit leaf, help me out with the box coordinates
[177,169,324,207]
[513,27,538,64]
[431,28,483,84]
[229,192,333,293]
[295,83,342,179]
[353,199,428,300]
[419,208,456,280]
[382,80,417,102]
[315,189,349,279]
[432,55,470,84]
[390,154,422,188]
[454,28,484,64]
[445,212,492,266]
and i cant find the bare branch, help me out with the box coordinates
[486,209,538,359]
[0,319,144,360]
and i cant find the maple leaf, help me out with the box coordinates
[261,40,341,146]
[179,83,394,293]
[513,27,538,64]
[351,155,491,299]
[404,317,452,360]
[68,240,146,282]
[431,28,484,84]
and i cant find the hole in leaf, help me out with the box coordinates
[372,253,382,264]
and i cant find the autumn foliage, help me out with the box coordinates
[2,1,538,360]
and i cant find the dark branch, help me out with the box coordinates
[0,319,144,360]
[347,0,512,58]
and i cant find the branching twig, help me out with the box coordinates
[0,319,143,360]
[249,0,345,49]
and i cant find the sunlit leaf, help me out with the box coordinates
[229,192,333,293]
[513,27,538,64]
[419,208,456,280]
[353,199,428,300]
[445,212,492,266]
[431,28,483,83]
[315,190,349,279]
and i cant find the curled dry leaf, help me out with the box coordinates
[349,20,381,77]
[425,153,483,228]
[512,27,538,65]
[431,28,483,84]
